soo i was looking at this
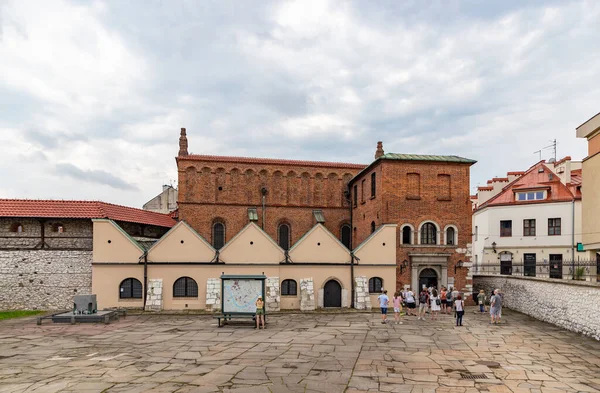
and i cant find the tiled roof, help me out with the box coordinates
[492,177,509,182]
[478,186,493,191]
[507,171,525,176]
[0,199,176,228]
[179,154,366,170]
[380,153,477,164]
[477,163,577,209]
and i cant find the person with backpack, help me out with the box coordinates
[440,287,447,314]
[455,294,465,326]
[445,287,453,315]
[430,289,441,320]
[404,288,416,316]
[418,288,429,320]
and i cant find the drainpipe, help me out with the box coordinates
[572,198,575,280]
[142,251,148,310]
[347,188,355,309]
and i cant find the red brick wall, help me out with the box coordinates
[177,157,362,247]
[352,160,473,295]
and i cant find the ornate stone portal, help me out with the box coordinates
[409,253,451,291]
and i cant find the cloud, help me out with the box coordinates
[55,163,138,191]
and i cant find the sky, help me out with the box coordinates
[0,0,598,208]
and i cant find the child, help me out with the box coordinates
[455,294,464,326]
[393,291,403,325]
[477,290,486,313]
[255,296,265,329]
[377,290,390,324]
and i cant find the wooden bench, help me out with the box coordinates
[213,313,267,328]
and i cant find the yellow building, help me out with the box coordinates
[92,219,397,311]
[576,112,600,273]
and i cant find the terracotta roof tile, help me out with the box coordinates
[507,171,525,176]
[0,199,176,228]
[492,177,509,182]
[179,154,366,170]
[478,186,493,191]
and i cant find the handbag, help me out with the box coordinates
[435,298,441,306]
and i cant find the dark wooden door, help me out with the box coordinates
[524,254,536,277]
[324,280,341,307]
[418,268,438,291]
[549,254,563,279]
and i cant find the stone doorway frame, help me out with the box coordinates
[409,252,451,292]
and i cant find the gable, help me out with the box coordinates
[289,224,351,263]
[353,224,397,265]
[93,219,143,263]
[147,221,215,262]
[219,223,285,264]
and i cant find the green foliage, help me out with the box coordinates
[575,267,585,280]
[0,310,44,321]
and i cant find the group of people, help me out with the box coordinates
[377,286,504,327]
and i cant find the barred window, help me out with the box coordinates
[420,223,437,245]
[278,223,290,250]
[119,278,143,299]
[173,277,198,298]
[281,279,297,296]
[212,222,225,249]
[369,277,383,294]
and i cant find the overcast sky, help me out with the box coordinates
[1,0,597,208]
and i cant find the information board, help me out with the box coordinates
[222,278,263,314]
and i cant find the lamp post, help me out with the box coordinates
[454,259,464,274]
[492,242,497,253]
[400,259,408,274]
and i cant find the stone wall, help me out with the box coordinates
[0,250,92,310]
[473,274,600,341]
[300,278,315,311]
[145,279,163,311]
[354,276,372,310]
[0,218,93,249]
[266,277,280,312]
[205,278,221,311]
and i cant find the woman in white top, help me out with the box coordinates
[429,289,441,320]
[454,294,464,327]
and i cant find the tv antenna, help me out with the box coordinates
[533,139,557,162]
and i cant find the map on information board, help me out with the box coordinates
[222,279,263,313]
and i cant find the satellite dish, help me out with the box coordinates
[548,157,556,163]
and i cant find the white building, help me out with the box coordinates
[472,158,585,279]
[143,185,178,214]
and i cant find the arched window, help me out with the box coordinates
[281,279,297,296]
[371,221,376,234]
[278,223,290,250]
[119,278,143,299]
[368,277,383,294]
[402,226,412,245]
[212,222,225,249]
[446,227,456,245]
[421,223,437,245]
[173,277,198,298]
[10,223,23,233]
[340,224,351,249]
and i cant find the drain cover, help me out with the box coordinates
[461,373,488,380]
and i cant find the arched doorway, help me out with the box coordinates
[324,280,342,307]
[418,268,438,291]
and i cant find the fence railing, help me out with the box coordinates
[472,259,599,283]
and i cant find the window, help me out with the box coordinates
[371,172,376,198]
[281,279,297,296]
[278,223,290,250]
[353,185,358,207]
[516,191,545,201]
[52,223,65,233]
[371,221,376,234]
[500,220,512,237]
[368,277,383,294]
[341,224,351,249]
[119,278,142,299]
[420,223,437,245]
[446,227,455,245]
[10,223,23,233]
[212,222,225,249]
[475,226,478,241]
[523,219,536,236]
[402,226,412,245]
[173,277,198,297]
[548,218,561,236]
[361,179,366,202]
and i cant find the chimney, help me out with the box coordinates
[178,128,189,156]
[375,141,384,159]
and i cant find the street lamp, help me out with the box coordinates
[400,259,408,274]
[492,242,497,253]
[454,260,464,274]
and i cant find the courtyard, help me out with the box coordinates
[0,309,599,393]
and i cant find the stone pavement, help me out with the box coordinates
[1,308,600,392]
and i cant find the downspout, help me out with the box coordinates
[348,188,355,309]
[572,198,575,280]
[142,250,148,310]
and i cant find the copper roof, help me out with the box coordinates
[0,199,176,228]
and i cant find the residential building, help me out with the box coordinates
[472,158,585,279]
[143,185,178,214]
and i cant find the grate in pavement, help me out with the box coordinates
[461,373,488,380]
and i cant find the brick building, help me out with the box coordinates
[176,128,476,298]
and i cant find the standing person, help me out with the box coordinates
[255,296,265,329]
[418,288,430,320]
[455,294,464,326]
[490,289,503,324]
[477,290,486,313]
[430,289,441,320]
[378,290,390,324]
[446,288,454,315]
[440,287,447,315]
[393,291,404,325]
[404,288,416,316]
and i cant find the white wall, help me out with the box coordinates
[473,201,582,264]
